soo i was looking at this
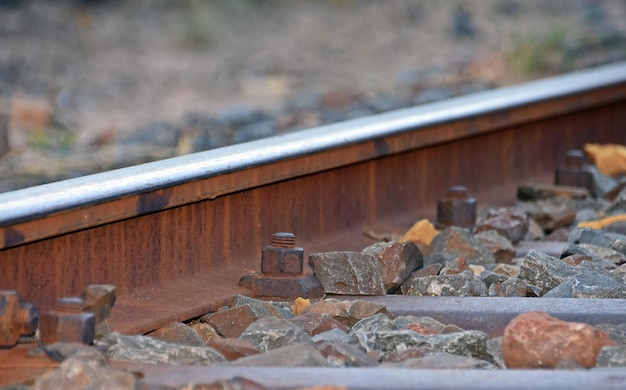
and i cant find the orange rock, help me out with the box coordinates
[292,297,310,316]
[584,143,626,176]
[502,311,615,368]
[401,219,440,246]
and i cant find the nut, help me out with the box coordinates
[260,232,304,276]
[0,290,38,347]
[436,186,476,229]
[39,297,95,345]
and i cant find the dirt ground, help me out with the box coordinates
[1,0,625,188]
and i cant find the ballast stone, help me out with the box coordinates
[309,251,386,295]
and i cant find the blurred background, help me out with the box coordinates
[1,0,625,192]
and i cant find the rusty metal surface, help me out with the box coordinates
[1,62,626,250]
[126,364,626,389]
[0,64,624,336]
[343,295,626,338]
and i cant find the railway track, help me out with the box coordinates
[1,62,626,388]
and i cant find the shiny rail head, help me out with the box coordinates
[0,61,625,227]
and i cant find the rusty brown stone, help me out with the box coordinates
[317,341,378,367]
[403,323,440,335]
[474,230,516,263]
[146,321,206,347]
[201,305,261,338]
[430,227,495,266]
[409,263,442,277]
[491,263,520,277]
[362,240,423,293]
[474,207,529,244]
[189,322,220,346]
[302,299,389,327]
[502,311,616,368]
[440,257,471,275]
[208,337,260,361]
[561,254,594,267]
[289,312,349,336]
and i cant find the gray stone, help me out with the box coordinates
[409,263,442,277]
[311,328,353,345]
[34,356,137,390]
[372,330,489,360]
[596,323,626,345]
[430,227,495,265]
[518,250,578,293]
[577,243,626,266]
[517,199,576,232]
[526,217,546,240]
[99,332,225,365]
[576,208,600,224]
[392,316,447,334]
[480,270,509,288]
[318,340,378,367]
[350,313,395,336]
[423,252,456,267]
[388,352,497,369]
[487,336,506,368]
[240,316,313,352]
[229,342,330,367]
[613,264,626,283]
[474,207,529,244]
[569,228,626,256]
[474,230,517,263]
[401,271,488,297]
[596,345,626,367]
[439,256,472,275]
[309,251,386,295]
[146,321,206,347]
[542,271,626,298]
[362,240,422,293]
[590,165,619,199]
[488,278,529,297]
[231,294,294,319]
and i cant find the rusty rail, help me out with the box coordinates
[0,62,625,338]
[2,62,626,388]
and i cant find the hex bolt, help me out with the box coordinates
[0,291,38,347]
[554,149,594,195]
[39,297,95,346]
[436,185,476,229]
[260,232,304,276]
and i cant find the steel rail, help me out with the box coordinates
[0,63,625,336]
[1,62,626,245]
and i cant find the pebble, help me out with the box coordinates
[474,229,516,263]
[596,345,626,367]
[517,250,578,293]
[429,227,496,266]
[229,343,329,367]
[301,299,388,327]
[401,270,488,297]
[474,207,529,244]
[361,241,423,293]
[146,321,206,347]
[98,332,226,365]
[239,316,314,352]
[289,312,349,336]
[502,311,616,368]
[308,251,386,295]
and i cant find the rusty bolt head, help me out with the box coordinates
[555,149,594,194]
[436,186,476,229]
[0,290,38,347]
[261,232,304,276]
[39,297,95,346]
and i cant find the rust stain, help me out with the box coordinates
[3,228,24,247]
[374,139,390,157]
[136,188,173,215]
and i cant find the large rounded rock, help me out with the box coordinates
[502,311,615,368]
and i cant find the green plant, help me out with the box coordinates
[504,24,573,74]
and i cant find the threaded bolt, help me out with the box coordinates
[271,232,296,248]
[55,297,84,314]
[564,149,586,168]
[446,186,469,200]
